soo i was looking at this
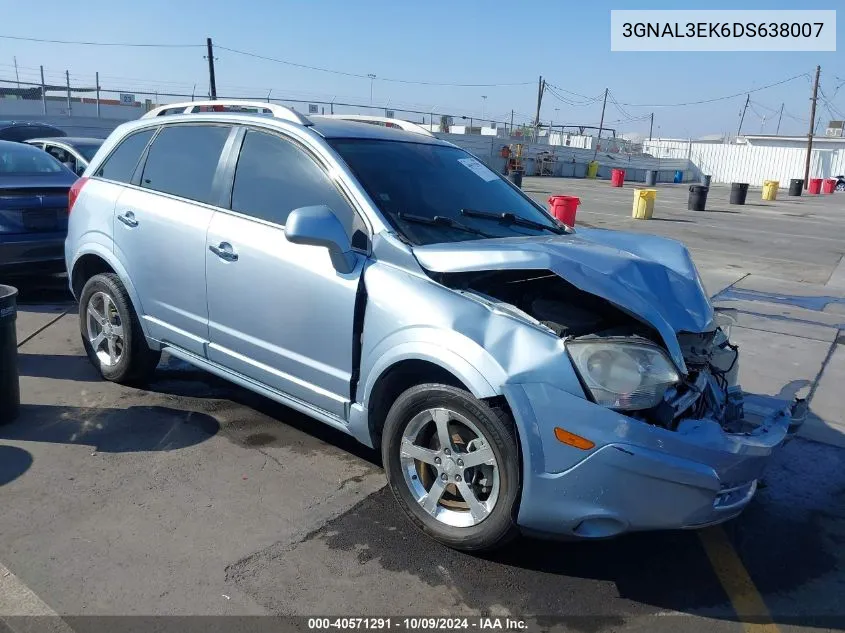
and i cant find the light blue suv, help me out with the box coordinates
[65,101,802,551]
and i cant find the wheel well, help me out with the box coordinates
[367,359,469,450]
[71,254,115,298]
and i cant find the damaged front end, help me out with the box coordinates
[432,266,805,441]
[408,230,806,536]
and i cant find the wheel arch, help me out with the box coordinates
[70,245,151,339]
[361,344,503,450]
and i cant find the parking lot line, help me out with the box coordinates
[699,527,779,633]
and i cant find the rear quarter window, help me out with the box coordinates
[96,129,155,183]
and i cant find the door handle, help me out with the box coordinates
[117,211,139,227]
[209,242,238,262]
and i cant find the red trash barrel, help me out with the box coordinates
[809,178,823,194]
[823,178,837,194]
[548,195,580,226]
[610,169,625,187]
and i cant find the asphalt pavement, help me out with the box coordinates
[1,178,844,633]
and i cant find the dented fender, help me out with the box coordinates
[357,259,586,407]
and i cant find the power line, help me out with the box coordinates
[616,71,811,107]
[216,45,534,87]
[0,34,203,47]
[544,84,603,106]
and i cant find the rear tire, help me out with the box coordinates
[382,384,520,551]
[78,273,160,385]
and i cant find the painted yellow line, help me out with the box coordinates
[699,526,780,633]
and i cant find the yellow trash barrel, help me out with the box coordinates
[762,180,779,201]
[632,188,657,219]
[586,161,599,179]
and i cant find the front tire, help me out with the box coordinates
[78,273,160,385]
[382,384,520,551]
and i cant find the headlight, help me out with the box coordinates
[566,340,680,410]
[714,308,738,341]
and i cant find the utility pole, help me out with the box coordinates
[510,109,514,136]
[95,71,100,118]
[13,56,19,88]
[533,75,545,140]
[206,37,217,100]
[39,65,46,115]
[592,88,608,160]
[803,65,821,189]
[65,70,71,115]
[737,93,750,137]
[648,112,654,140]
[367,74,376,105]
[776,103,784,135]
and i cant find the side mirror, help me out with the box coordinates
[284,205,357,274]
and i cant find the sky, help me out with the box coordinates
[1,0,843,138]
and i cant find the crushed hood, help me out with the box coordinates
[412,228,714,372]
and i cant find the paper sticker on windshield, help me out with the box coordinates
[457,157,498,182]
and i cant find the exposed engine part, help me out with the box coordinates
[439,269,658,341]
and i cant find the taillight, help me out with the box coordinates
[68,177,88,215]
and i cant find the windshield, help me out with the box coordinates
[75,143,103,161]
[0,143,65,174]
[329,139,562,245]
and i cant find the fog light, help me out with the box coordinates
[554,427,595,450]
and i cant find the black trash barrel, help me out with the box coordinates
[508,170,523,188]
[688,185,709,211]
[789,178,804,196]
[730,182,749,205]
[0,285,19,425]
[645,170,657,186]
[701,174,712,187]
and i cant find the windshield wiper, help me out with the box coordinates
[460,208,565,234]
[396,212,493,238]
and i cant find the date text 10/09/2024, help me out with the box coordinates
[308,618,528,631]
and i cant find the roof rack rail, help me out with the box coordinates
[141,100,312,126]
[318,114,434,137]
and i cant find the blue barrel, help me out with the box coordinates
[673,170,684,183]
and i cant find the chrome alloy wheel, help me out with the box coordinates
[85,291,124,367]
[399,407,500,527]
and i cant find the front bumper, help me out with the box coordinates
[504,382,802,538]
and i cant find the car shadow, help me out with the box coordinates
[0,404,220,453]
[17,353,100,382]
[0,445,33,486]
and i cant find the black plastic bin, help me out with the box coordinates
[688,185,709,211]
[789,178,804,196]
[508,170,523,188]
[645,170,657,186]
[0,285,19,425]
[730,182,749,205]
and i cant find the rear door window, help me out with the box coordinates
[140,125,231,205]
[96,129,155,183]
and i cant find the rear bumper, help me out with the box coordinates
[504,382,800,538]
[0,233,66,273]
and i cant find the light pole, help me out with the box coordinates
[367,73,376,105]
[481,95,487,120]
[554,107,560,141]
